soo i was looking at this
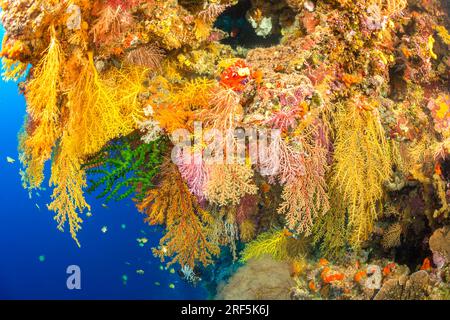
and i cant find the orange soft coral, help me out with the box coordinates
[137,160,220,267]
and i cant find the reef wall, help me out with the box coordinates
[1,0,449,299]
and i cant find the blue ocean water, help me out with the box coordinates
[0,27,207,300]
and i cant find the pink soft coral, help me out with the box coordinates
[107,0,141,10]
[175,150,210,202]
[258,134,306,185]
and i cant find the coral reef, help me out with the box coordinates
[1,0,449,299]
[288,253,450,300]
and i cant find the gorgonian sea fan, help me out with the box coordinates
[107,0,141,10]
[198,3,230,23]
[258,134,306,185]
[92,3,133,43]
[175,149,210,202]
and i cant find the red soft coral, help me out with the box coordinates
[219,60,252,92]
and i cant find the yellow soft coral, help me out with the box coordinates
[170,78,215,110]
[332,102,393,247]
[21,44,146,244]
[1,58,27,81]
[65,52,146,156]
[47,139,89,247]
[240,230,290,262]
[433,174,449,219]
[312,197,349,260]
[435,26,450,45]
[21,27,62,188]
[206,163,258,206]
[240,229,308,262]
[145,74,214,134]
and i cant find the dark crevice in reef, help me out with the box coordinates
[441,158,450,181]
[214,0,283,50]
[178,0,205,13]
[395,227,433,271]
[389,63,408,101]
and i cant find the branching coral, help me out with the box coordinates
[239,219,257,243]
[125,44,165,70]
[137,160,220,267]
[69,60,144,153]
[258,134,306,185]
[276,122,330,235]
[84,133,165,202]
[205,163,258,206]
[21,27,62,189]
[241,229,309,262]
[331,102,393,248]
[372,0,407,17]
[312,196,349,260]
[199,86,243,131]
[381,222,402,249]
[2,0,450,283]
[47,140,89,248]
[176,150,210,202]
[19,44,147,244]
[240,229,291,262]
[91,3,133,44]
[209,207,240,260]
[1,57,27,81]
[198,3,230,23]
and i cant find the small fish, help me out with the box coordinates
[154,281,160,286]
[230,27,240,38]
[35,203,41,211]
[101,203,108,209]
[86,212,92,217]
[169,283,175,289]
[136,269,144,275]
[169,268,175,274]
[136,237,148,245]
[36,192,41,197]
[38,255,45,262]
[208,30,227,42]
[101,226,108,233]
[122,274,128,285]
[6,156,15,164]
[121,224,126,229]
[159,265,164,271]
